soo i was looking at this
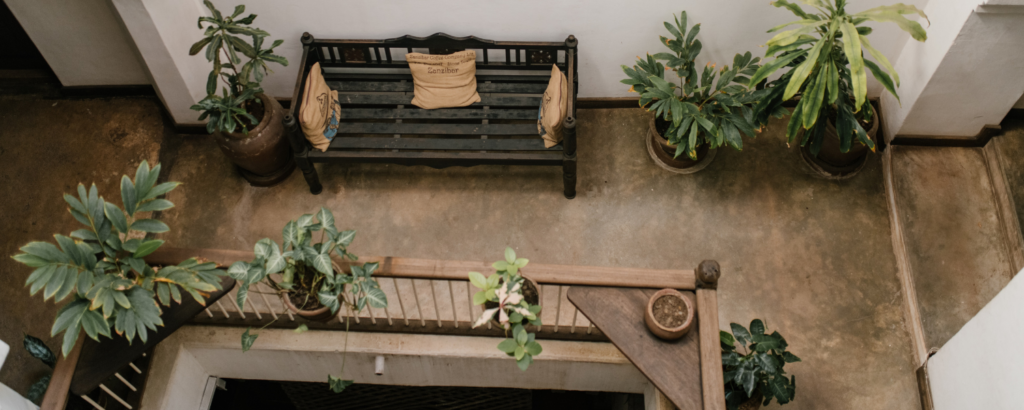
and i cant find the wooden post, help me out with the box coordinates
[40,332,84,410]
[696,260,725,410]
[287,32,323,195]
[562,35,578,200]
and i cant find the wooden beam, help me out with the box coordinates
[696,261,725,410]
[40,331,84,410]
[146,247,697,289]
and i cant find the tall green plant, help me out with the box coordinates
[12,161,227,357]
[189,2,288,134]
[721,320,801,409]
[621,11,764,159]
[749,0,928,156]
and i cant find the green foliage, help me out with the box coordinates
[750,0,928,156]
[721,320,801,409]
[189,2,288,134]
[12,162,226,357]
[621,11,764,159]
[241,327,257,352]
[23,334,56,404]
[231,207,385,320]
[328,375,354,393]
[469,247,543,371]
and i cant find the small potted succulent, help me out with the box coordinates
[232,207,387,393]
[12,161,228,357]
[644,288,694,340]
[469,248,543,371]
[749,0,928,178]
[621,11,764,174]
[720,320,801,409]
[190,2,293,186]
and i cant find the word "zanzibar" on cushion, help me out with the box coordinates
[407,50,482,110]
[299,62,340,152]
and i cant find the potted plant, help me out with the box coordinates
[12,161,228,357]
[231,207,387,393]
[23,334,56,404]
[720,320,801,410]
[469,248,543,371]
[621,11,764,174]
[644,288,695,340]
[748,0,928,178]
[190,2,294,186]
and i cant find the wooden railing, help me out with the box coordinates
[43,247,724,410]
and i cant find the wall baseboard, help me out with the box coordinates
[890,125,1001,148]
[60,84,155,98]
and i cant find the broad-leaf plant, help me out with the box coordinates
[721,319,801,409]
[12,161,227,357]
[23,334,56,404]
[230,208,387,393]
[621,11,764,160]
[189,2,288,134]
[748,0,928,156]
[469,248,543,371]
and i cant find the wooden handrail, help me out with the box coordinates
[146,247,697,290]
[40,331,84,410]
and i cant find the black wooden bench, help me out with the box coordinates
[282,32,579,199]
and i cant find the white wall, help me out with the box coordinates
[882,0,1024,139]
[5,0,149,86]
[927,269,1024,410]
[1015,92,1024,109]
[110,0,926,124]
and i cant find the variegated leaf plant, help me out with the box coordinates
[469,247,543,371]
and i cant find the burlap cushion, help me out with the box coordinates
[537,65,568,148]
[408,50,482,109]
[299,62,340,152]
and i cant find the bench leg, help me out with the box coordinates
[296,154,323,195]
[563,155,577,199]
[283,113,323,195]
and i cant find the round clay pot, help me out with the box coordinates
[646,117,717,174]
[214,93,295,187]
[279,262,342,322]
[644,288,695,340]
[799,111,879,180]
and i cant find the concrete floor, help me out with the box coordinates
[5,93,1020,409]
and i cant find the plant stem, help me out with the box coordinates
[340,307,351,374]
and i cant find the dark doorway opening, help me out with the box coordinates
[0,1,50,71]
[209,379,646,410]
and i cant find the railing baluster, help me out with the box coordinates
[128,362,142,374]
[99,383,132,409]
[516,49,521,65]
[245,295,262,320]
[571,307,579,333]
[430,280,442,327]
[505,48,511,66]
[393,278,409,326]
[554,285,563,333]
[536,284,544,332]
[215,299,230,318]
[80,395,104,410]
[114,372,136,391]
[466,281,475,327]
[385,47,393,63]
[203,307,213,318]
[588,323,594,335]
[447,281,459,327]
[363,291,378,325]
[227,295,246,319]
[374,47,383,64]
[256,283,278,320]
[411,279,426,327]
[482,48,489,64]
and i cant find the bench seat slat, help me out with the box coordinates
[329,137,557,151]
[337,94,540,107]
[328,81,546,94]
[338,108,536,120]
[308,150,563,166]
[339,123,537,136]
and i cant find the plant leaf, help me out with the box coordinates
[241,327,257,352]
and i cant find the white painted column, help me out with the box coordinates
[882,0,1024,141]
[108,0,210,125]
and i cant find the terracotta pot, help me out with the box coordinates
[279,262,342,322]
[647,117,716,174]
[738,391,764,410]
[214,93,295,186]
[799,111,879,180]
[644,288,695,340]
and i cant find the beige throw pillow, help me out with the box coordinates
[538,65,568,148]
[299,62,340,152]
[408,50,482,109]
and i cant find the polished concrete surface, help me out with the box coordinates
[3,94,1018,409]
